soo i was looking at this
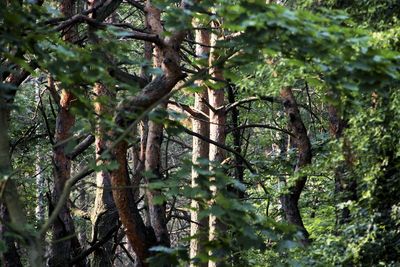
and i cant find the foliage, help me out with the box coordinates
[1,0,400,266]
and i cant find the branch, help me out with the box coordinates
[168,100,209,121]
[70,223,120,265]
[182,126,255,173]
[54,14,104,32]
[226,123,294,137]
[109,68,148,88]
[48,0,122,25]
[39,166,93,237]
[66,134,95,160]
[225,96,280,112]
[54,15,163,45]
[125,0,145,11]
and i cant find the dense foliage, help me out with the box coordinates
[0,0,399,266]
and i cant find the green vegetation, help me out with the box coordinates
[0,0,399,266]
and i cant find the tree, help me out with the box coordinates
[1,1,399,266]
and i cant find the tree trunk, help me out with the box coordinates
[91,83,119,267]
[208,25,226,267]
[190,26,210,267]
[108,1,186,264]
[145,103,170,247]
[279,87,311,245]
[110,140,157,267]
[35,79,46,224]
[227,85,245,198]
[49,1,85,266]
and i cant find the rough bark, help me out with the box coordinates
[50,88,84,267]
[145,103,170,247]
[88,2,120,265]
[142,4,170,247]
[91,83,119,267]
[108,1,186,265]
[208,25,226,267]
[190,26,210,267]
[279,87,311,245]
[110,141,157,267]
[49,1,85,266]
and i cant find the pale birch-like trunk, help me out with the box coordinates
[208,25,226,267]
[34,78,45,224]
[190,26,210,267]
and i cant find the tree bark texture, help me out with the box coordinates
[110,140,157,267]
[109,1,186,264]
[190,26,210,267]
[91,83,119,267]
[87,2,120,264]
[227,85,245,198]
[145,103,170,247]
[208,25,226,267]
[34,79,46,223]
[49,1,85,266]
[279,87,311,244]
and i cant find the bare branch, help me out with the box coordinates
[226,123,294,137]
[182,126,255,173]
[66,134,95,160]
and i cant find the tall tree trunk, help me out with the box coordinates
[110,140,157,267]
[279,87,311,245]
[88,2,120,264]
[49,1,85,266]
[227,85,245,198]
[190,26,210,267]
[208,24,226,267]
[145,104,170,247]
[143,6,169,246]
[108,1,186,264]
[35,78,46,224]
[91,84,119,267]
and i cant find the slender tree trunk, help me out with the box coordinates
[35,79,46,224]
[50,88,85,267]
[279,87,311,245]
[145,103,170,247]
[49,1,85,266]
[227,85,245,198]
[190,26,210,267]
[208,24,226,267]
